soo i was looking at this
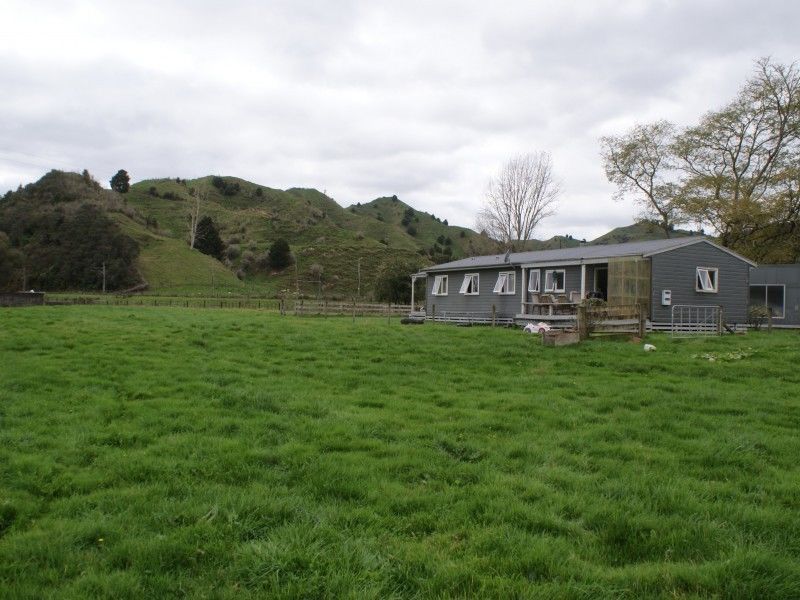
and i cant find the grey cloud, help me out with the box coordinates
[2,0,799,241]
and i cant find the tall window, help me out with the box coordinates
[544,269,565,293]
[696,267,718,293]
[459,273,479,295]
[749,284,784,318]
[528,269,540,293]
[431,275,448,296]
[493,271,516,295]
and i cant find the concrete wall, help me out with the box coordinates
[750,264,800,326]
[650,242,750,325]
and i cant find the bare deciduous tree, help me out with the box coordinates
[476,152,559,248]
[188,188,205,249]
[600,120,683,237]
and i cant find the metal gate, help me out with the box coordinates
[671,304,722,337]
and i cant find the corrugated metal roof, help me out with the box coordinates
[422,237,722,272]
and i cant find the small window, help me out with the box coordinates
[528,269,540,293]
[493,271,516,295]
[432,275,448,296]
[459,273,479,295]
[696,267,718,293]
[750,284,784,319]
[544,269,565,293]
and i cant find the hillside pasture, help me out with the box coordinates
[1,307,799,598]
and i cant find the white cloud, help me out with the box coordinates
[2,0,799,240]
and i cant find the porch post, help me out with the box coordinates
[580,263,586,300]
[520,268,526,314]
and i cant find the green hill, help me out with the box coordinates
[125,177,500,298]
[592,222,698,245]
[1,169,706,298]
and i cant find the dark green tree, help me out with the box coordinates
[194,216,225,260]
[110,169,130,193]
[0,231,22,291]
[374,258,421,304]
[267,239,292,270]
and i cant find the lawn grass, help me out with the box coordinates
[1,307,799,598]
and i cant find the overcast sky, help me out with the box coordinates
[2,1,799,240]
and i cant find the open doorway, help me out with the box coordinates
[594,267,608,301]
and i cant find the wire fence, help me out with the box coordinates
[45,294,411,317]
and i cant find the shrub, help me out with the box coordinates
[748,305,772,330]
[194,216,225,260]
[148,186,159,197]
[267,239,292,270]
[225,245,241,260]
[407,226,417,236]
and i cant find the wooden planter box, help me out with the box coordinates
[542,330,581,347]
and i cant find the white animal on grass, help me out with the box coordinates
[644,344,657,351]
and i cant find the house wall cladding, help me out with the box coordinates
[650,243,749,324]
[427,268,522,318]
[750,265,800,326]
[524,265,583,298]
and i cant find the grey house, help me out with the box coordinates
[749,264,800,327]
[414,237,756,329]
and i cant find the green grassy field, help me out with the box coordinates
[1,307,799,598]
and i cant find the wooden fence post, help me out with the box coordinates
[577,304,588,340]
[638,303,646,338]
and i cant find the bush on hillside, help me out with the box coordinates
[194,216,225,260]
[110,169,130,194]
[211,176,240,196]
[268,239,292,270]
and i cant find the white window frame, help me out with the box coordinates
[527,269,540,293]
[695,267,718,293]
[544,269,566,293]
[459,273,480,295]
[493,271,516,295]
[749,284,785,319]
[431,275,448,296]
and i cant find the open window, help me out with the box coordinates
[431,275,448,296]
[527,269,540,293]
[493,271,516,295]
[459,273,479,295]
[696,267,718,293]
[544,269,565,293]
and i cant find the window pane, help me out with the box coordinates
[697,268,713,291]
[494,273,507,293]
[459,276,471,294]
[749,285,766,305]
[554,271,565,291]
[507,273,515,294]
[545,271,553,291]
[528,271,538,292]
[767,285,784,318]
